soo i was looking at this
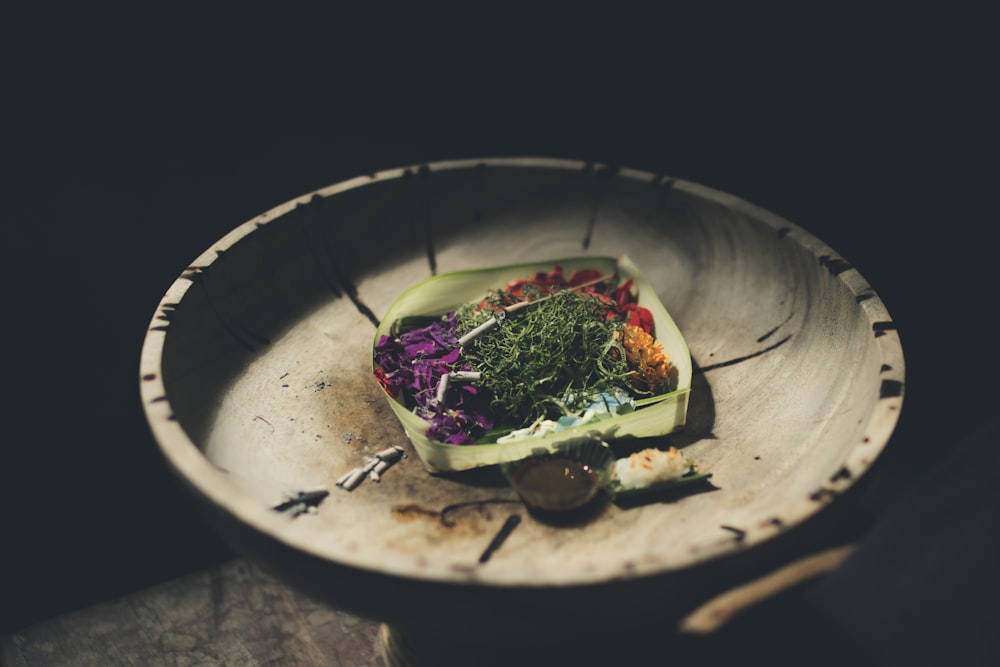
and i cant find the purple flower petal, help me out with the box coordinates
[375,312,496,444]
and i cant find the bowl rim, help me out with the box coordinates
[138,155,905,587]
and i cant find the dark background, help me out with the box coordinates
[3,9,996,662]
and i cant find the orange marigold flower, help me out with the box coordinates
[619,323,671,393]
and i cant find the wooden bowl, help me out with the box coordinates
[139,157,903,658]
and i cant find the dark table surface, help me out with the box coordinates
[3,14,997,665]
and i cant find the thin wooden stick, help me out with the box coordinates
[679,543,856,634]
[503,272,617,315]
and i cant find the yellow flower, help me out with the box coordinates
[619,323,671,393]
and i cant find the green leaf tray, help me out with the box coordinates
[371,254,692,473]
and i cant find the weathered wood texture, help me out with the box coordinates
[0,559,382,667]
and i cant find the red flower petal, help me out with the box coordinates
[373,368,399,397]
[628,306,655,334]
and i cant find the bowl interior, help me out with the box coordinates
[140,157,903,606]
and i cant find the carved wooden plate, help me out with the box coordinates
[139,157,904,647]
